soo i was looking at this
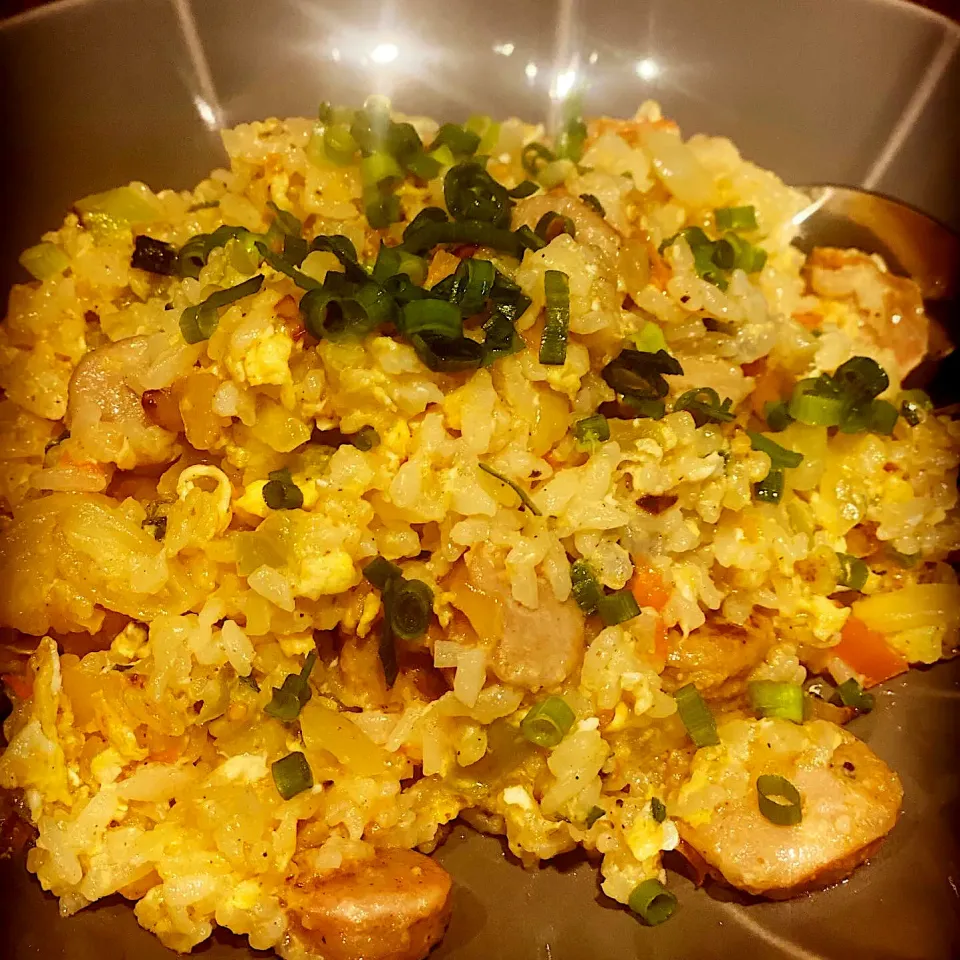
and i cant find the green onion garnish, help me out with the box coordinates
[430,122,482,158]
[515,224,546,252]
[177,225,248,279]
[411,333,485,373]
[899,389,932,427]
[540,270,571,366]
[464,113,501,153]
[263,467,304,510]
[520,696,576,748]
[180,274,264,344]
[447,257,497,317]
[508,180,539,199]
[764,400,794,432]
[401,219,528,258]
[323,122,359,164]
[887,546,920,568]
[481,309,523,365]
[363,556,402,589]
[535,211,576,243]
[384,577,434,641]
[747,431,804,469]
[350,426,380,451]
[444,161,511,226]
[674,683,719,748]
[628,879,677,926]
[834,678,875,713]
[674,388,735,427]
[747,681,804,723]
[521,142,556,176]
[371,244,427,285]
[266,200,303,238]
[585,805,606,828]
[836,553,868,592]
[19,241,70,281]
[131,235,179,275]
[715,205,758,231]
[833,356,889,402]
[264,651,317,722]
[601,348,684,401]
[570,559,603,613]
[574,414,610,448]
[272,751,313,800]
[579,193,605,216]
[788,377,845,426]
[309,234,368,282]
[401,299,464,340]
[255,242,320,291]
[478,463,541,515]
[650,797,667,823]
[597,589,641,626]
[300,281,391,343]
[632,322,668,354]
[555,111,587,163]
[756,774,803,826]
[753,468,785,504]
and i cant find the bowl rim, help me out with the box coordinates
[2,0,958,38]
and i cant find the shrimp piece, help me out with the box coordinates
[286,848,452,960]
[66,336,178,468]
[805,247,929,382]
[456,551,585,692]
[673,717,902,898]
[512,193,621,265]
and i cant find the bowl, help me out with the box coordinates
[0,1,958,958]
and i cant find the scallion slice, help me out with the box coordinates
[411,333,485,373]
[833,356,889,402]
[632,322,668,354]
[272,751,313,800]
[478,463,541,515]
[597,589,641,626]
[753,467,785,504]
[350,425,381,451]
[836,553,868,592]
[363,556,402,589]
[764,399,794,432]
[579,193,606,216]
[674,388,735,427]
[401,219,527,258]
[628,879,677,926]
[540,270,571,365]
[585,805,606,828]
[323,122,359,164]
[481,309,523,365]
[601,348,684,401]
[748,681,804,723]
[262,467,304,510]
[385,577,434,641]
[535,211,577,243]
[401,299,464,340]
[570,560,602,613]
[650,797,667,823]
[444,161,511,226]
[447,257,497,317]
[520,696,575,748]
[747,431,804,469]
[515,224,546,252]
[508,180,539,199]
[715,205,758,231]
[430,122,482,157]
[674,683,719,748]
[521,142,556,177]
[180,274,265,343]
[131,235,179,275]
[574,414,610,448]
[788,378,845,426]
[834,678,875,713]
[756,774,803,826]
[264,652,317,722]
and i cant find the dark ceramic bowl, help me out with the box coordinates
[1,1,958,958]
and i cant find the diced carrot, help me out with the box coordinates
[151,745,182,764]
[426,249,460,287]
[793,311,822,330]
[2,673,33,700]
[630,563,671,611]
[833,615,909,688]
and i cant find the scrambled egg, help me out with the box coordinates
[298,549,358,599]
[227,326,293,387]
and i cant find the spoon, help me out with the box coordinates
[791,185,959,404]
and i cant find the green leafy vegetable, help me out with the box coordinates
[520,696,575,747]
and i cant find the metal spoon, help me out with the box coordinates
[791,185,959,404]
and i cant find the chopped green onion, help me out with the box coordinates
[19,241,70,281]
[255,242,321,291]
[715,205,758,231]
[177,225,249,279]
[514,224,546,252]
[309,234,368,282]
[481,309,523,365]
[632,322,668,354]
[75,186,159,229]
[411,333,485,373]
[753,467,785,504]
[747,431,804,469]
[385,577,434,641]
[401,299,464,340]
[579,193,605,216]
[537,158,576,189]
[675,683,719,748]
[624,398,667,420]
[489,271,531,322]
[266,200,302,237]
[404,151,443,181]
[521,142,556,176]
[180,274,265,344]
[756,774,803,826]
[264,651,317,722]
[263,467,304,510]
[430,122,481,157]
[507,180,539,199]
[361,151,403,188]
[601,348,684,401]
[130,235,178,275]
[834,678,875,713]
[650,797,667,823]
[520,696,575,748]
[675,388,736,427]
[788,378,845,426]
[464,114,501,153]
[865,398,899,435]
[444,162,511,226]
[272,751,313,800]
[350,426,381,451]
[570,560,603,613]
[363,556,402,590]
[555,112,587,163]
[720,232,767,272]
[628,879,677,926]
[836,553,868,592]
[574,414,610,448]
[535,211,576,243]
[748,681,804,723]
[478,462,541,515]
[833,356,889,402]
[540,270,570,365]
[597,589,641,626]
[371,244,427,285]
[764,400,794,432]
[899,389,932,427]
[447,257,497,317]
[323,122,359,164]
[401,219,527,259]
[585,805,606,828]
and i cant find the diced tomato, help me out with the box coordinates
[630,563,671,611]
[2,673,33,700]
[833,616,909,688]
